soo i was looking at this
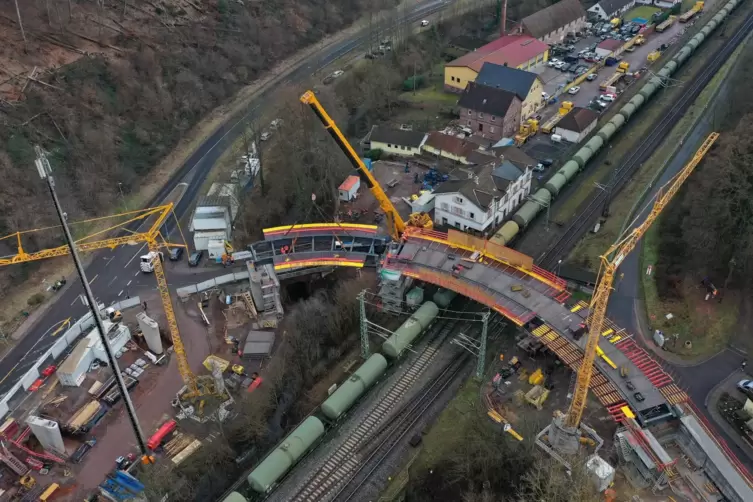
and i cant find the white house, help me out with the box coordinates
[554,107,599,143]
[338,175,361,202]
[588,0,636,20]
[366,126,427,157]
[433,161,532,235]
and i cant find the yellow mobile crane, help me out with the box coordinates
[546,132,719,454]
[0,203,215,400]
[300,90,432,241]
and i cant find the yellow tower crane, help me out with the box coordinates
[0,203,211,399]
[547,132,719,454]
[299,90,433,241]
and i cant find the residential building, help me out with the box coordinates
[367,126,427,156]
[653,0,681,8]
[458,82,522,141]
[433,161,532,234]
[519,0,587,44]
[475,62,544,118]
[422,132,476,164]
[444,35,549,93]
[595,39,623,57]
[492,146,538,171]
[588,0,637,20]
[554,107,599,143]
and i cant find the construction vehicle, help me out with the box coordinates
[680,1,704,22]
[616,61,630,73]
[647,51,661,63]
[656,15,676,32]
[231,364,247,376]
[19,475,35,489]
[139,251,163,273]
[300,90,432,241]
[633,34,646,46]
[542,133,719,455]
[541,101,573,134]
[514,118,539,146]
[221,240,234,266]
[105,307,123,323]
[51,277,67,292]
[407,212,433,229]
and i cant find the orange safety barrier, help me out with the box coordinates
[263,222,378,237]
[402,227,567,292]
[274,256,365,271]
[388,261,532,326]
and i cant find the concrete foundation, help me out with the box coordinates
[26,416,65,454]
[136,312,163,355]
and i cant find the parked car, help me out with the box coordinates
[331,70,344,79]
[568,86,581,95]
[587,73,598,81]
[42,365,57,377]
[533,163,546,172]
[738,379,753,397]
[29,379,44,392]
[548,58,561,67]
[540,158,554,167]
[600,94,616,102]
[420,19,429,26]
[169,247,184,261]
[188,251,203,267]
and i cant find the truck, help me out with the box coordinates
[599,71,624,91]
[680,1,704,22]
[633,34,646,46]
[139,251,163,273]
[617,61,630,73]
[655,16,675,33]
[514,119,539,145]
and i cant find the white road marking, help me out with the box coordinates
[118,290,123,297]
[70,296,79,306]
[105,256,115,267]
[88,274,98,285]
[125,243,147,269]
[134,271,140,277]
[107,275,118,286]
[127,280,132,286]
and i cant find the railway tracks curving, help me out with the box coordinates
[538,9,753,270]
[288,309,468,502]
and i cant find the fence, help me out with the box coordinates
[176,271,250,299]
[0,297,141,421]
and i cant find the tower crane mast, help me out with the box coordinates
[565,132,719,430]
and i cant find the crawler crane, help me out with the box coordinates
[541,132,719,457]
[300,90,432,241]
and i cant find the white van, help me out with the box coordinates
[551,134,563,143]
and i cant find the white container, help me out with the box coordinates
[551,134,563,143]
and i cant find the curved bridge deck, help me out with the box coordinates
[384,228,685,425]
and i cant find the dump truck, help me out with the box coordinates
[633,34,646,46]
[680,1,704,22]
[617,61,630,73]
[647,51,661,63]
[541,101,574,134]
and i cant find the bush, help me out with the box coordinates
[27,293,45,306]
[364,148,384,161]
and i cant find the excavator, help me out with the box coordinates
[300,91,432,241]
[221,240,234,266]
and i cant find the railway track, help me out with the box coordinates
[333,353,472,502]
[538,9,753,270]
[289,311,468,502]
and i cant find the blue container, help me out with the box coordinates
[362,158,373,171]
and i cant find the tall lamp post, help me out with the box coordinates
[118,182,128,211]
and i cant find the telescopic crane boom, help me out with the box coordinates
[300,90,432,240]
[565,132,719,429]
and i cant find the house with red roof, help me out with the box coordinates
[444,35,549,93]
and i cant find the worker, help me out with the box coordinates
[143,301,148,312]
[742,361,748,372]
[414,172,419,184]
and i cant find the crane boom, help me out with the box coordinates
[300,90,406,240]
[0,203,200,396]
[565,132,719,428]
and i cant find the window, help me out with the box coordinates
[469,212,475,220]
[468,120,471,126]
[453,196,464,204]
[442,217,448,225]
[451,76,456,82]
[478,123,483,132]
[479,112,484,119]
[491,115,496,122]
[468,110,472,115]
[440,202,449,211]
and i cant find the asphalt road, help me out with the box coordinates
[0,0,453,397]
[604,75,753,468]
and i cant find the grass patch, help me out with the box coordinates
[639,224,738,358]
[565,28,748,271]
[410,377,479,473]
[401,87,458,105]
[626,5,660,21]
[569,289,593,304]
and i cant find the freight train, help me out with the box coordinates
[490,0,743,247]
[245,292,452,495]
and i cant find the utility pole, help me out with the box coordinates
[34,146,150,460]
[359,291,370,358]
[477,312,489,379]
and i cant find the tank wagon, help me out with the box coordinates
[246,300,441,494]
[491,0,743,246]
[222,492,249,502]
[432,288,458,308]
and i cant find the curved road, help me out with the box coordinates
[0,0,452,397]
[606,76,753,468]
